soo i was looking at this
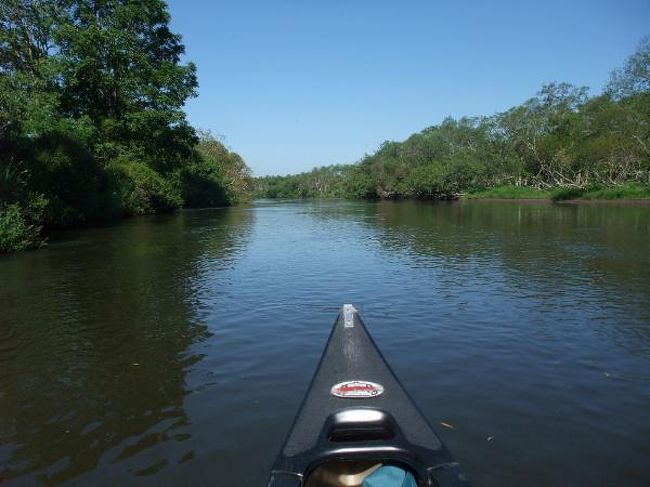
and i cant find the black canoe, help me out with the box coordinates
[267,305,471,487]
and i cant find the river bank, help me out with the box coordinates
[4,185,649,256]
[465,183,650,202]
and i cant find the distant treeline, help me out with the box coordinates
[256,38,650,200]
[1,0,252,253]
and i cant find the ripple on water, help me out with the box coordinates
[1,201,649,487]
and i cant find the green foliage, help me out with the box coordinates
[0,143,48,248]
[255,165,354,199]
[0,0,252,253]
[0,199,47,253]
[178,158,228,208]
[108,156,182,215]
[344,167,377,199]
[0,204,34,253]
[29,132,120,225]
[55,0,199,171]
[193,130,253,204]
[409,154,488,197]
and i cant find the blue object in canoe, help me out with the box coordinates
[362,465,417,487]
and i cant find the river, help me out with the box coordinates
[1,199,649,486]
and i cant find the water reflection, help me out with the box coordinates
[365,201,650,355]
[0,208,253,484]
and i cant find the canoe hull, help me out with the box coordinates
[267,305,471,487]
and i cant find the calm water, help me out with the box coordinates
[1,200,649,486]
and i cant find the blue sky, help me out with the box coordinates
[167,0,650,176]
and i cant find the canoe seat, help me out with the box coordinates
[305,461,382,487]
[306,462,417,487]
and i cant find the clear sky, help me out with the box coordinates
[166,0,650,176]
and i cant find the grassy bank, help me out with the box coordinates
[466,186,552,199]
[465,184,650,201]
[551,183,650,200]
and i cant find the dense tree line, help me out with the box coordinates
[256,38,650,200]
[0,0,252,253]
[256,164,354,199]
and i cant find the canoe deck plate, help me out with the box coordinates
[331,380,384,398]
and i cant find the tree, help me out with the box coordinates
[496,83,590,186]
[607,36,650,99]
[1,0,253,252]
[0,0,68,137]
[56,0,198,169]
[178,130,253,207]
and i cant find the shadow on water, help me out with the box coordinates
[0,208,253,485]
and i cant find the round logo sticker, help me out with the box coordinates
[331,381,384,398]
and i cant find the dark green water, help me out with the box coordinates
[1,200,649,486]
